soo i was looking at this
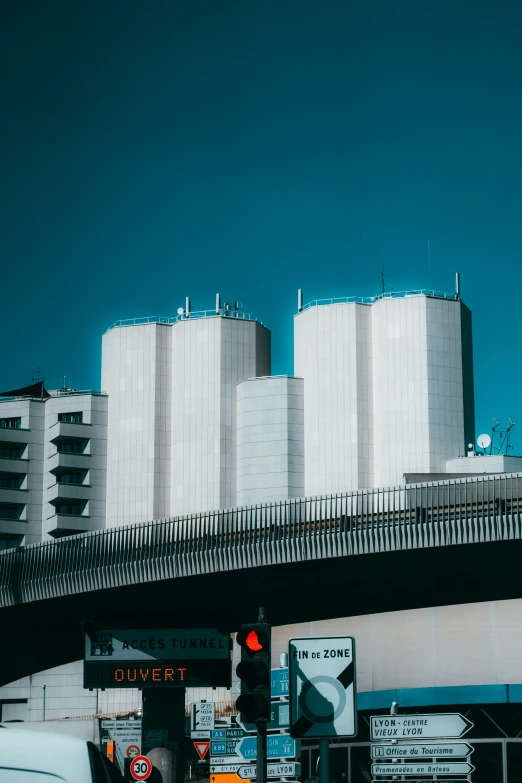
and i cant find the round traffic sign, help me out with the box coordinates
[130,755,152,781]
[127,744,140,758]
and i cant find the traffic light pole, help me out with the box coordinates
[318,739,329,783]
[256,720,268,783]
[256,608,267,783]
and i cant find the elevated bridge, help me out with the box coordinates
[1,473,522,685]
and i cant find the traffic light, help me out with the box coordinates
[236,623,271,724]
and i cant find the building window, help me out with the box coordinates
[0,475,23,489]
[57,440,86,454]
[56,472,84,485]
[0,445,23,459]
[0,504,24,520]
[0,535,23,551]
[58,412,83,424]
[55,502,84,516]
[0,417,21,429]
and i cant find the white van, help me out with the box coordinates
[0,726,120,782]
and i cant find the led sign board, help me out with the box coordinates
[83,628,232,689]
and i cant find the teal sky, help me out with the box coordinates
[2,1,521,452]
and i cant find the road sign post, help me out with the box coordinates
[371,741,474,759]
[371,761,475,776]
[289,636,357,739]
[370,713,474,741]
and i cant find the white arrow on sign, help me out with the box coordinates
[370,713,473,740]
[237,763,301,780]
[371,741,474,759]
[372,761,475,776]
[210,766,241,774]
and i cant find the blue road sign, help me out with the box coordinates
[211,729,246,740]
[238,735,296,761]
[236,701,290,733]
[271,668,289,697]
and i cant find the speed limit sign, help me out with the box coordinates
[130,756,152,781]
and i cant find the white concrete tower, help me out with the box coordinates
[102,301,271,525]
[102,322,172,527]
[236,376,304,506]
[171,313,270,515]
[294,299,373,496]
[294,285,475,495]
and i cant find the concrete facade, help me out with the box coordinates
[171,317,270,515]
[0,391,107,546]
[237,376,304,505]
[102,312,270,524]
[294,293,475,496]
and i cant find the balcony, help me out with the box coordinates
[0,429,29,445]
[48,421,92,441]
[0,520,28,537]
[0,488,28,505]
[0,458,28,474]
[47,452,91,472]
[45,483,91,504]
[44,514,104,538]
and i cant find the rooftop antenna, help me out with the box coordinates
[491,418,501,455]
[428,240,432,290]
[380,266,385,296]
[32,367,44,400]
[496,418,516,456]
[455,272,461,300]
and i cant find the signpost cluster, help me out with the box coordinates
[209,665,299,783]
[370,712,475,781]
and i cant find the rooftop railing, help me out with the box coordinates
[105,310,264,333]
[300,289,459,311]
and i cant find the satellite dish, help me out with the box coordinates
[177,307,184,315]
[477,433,491,450]
[467,443,473,449]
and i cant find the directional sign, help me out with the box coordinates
[370,713,473,740]
[210,775,248,783]
[237,762,301,779]
[192,702,215,731]
[289,636,356,739]
[212,729,246,740]
[237,735,296,761]
[210,756,244,766]
[191,731,210,739]
[210,765,243,774]
[271,668,289,697]
[236,702,289,733]
[371,741,474,759]
[372,761,475,776]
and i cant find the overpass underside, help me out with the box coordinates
[1,473,521,685]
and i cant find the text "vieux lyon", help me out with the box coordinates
[373,717,429,737]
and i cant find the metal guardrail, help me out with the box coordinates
[300,289,459,311]
[0,473,520,609]
[105,310,264,333]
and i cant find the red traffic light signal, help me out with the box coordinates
[236,623,271,724]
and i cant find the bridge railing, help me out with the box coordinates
[1,473,521,608]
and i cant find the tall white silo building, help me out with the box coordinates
[101,299,270,525]
[294,282,475,495]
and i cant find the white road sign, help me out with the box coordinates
[192,731,211,739]
[371,741,474,759]
[289,636,356,739]
[370,713,473,740]
[210,756,244,766]
[372,761,475,776]
[237,763,301,779]
[192,702,215,731]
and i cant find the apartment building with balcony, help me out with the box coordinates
[0,382,107,547]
